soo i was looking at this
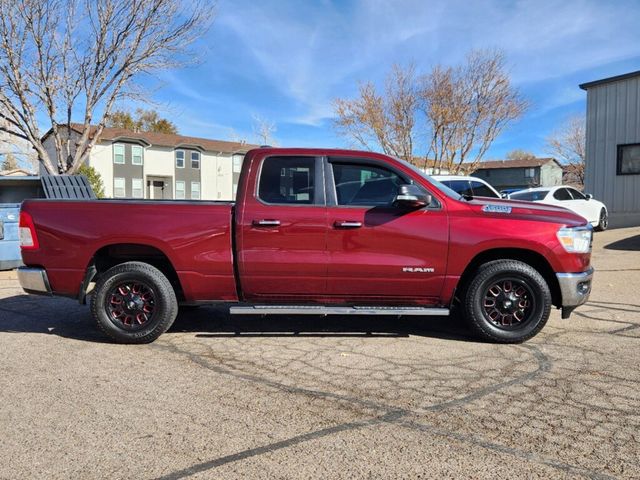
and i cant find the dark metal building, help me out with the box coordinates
[581,71,640,228]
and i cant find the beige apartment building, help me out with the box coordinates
[41,125,258,200]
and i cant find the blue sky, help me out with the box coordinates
[148,0,640,159]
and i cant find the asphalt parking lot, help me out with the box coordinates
[1,227,639,479]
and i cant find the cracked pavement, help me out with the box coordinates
[1,227,639,479]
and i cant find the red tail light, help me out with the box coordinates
[19,211,39,250]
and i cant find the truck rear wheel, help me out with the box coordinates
[463,260,551,343]
[91,261,178,344]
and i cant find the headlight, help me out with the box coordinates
[557,226,593,253]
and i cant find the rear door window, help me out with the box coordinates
[258,156,317,205]
[442,180,474,197]
[510,190,549,201]
[470,181,499,198]
[567,188,586,200]
[553,188,572,201]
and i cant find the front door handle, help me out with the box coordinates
[253,219,281,227]
[334,220,362,229]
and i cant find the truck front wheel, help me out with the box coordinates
[91,262,178,344]
[463,260,552,343]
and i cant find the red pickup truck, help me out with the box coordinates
[17,148,594,344]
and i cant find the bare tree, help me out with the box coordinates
[506,149,536,161]
[333,64,417,162]
[252,114,277,146]
[0,113,37,171]
[0,0,211,174]
[419,50,528,173]
[333,52,527,172]
[546,114,586,186]
[1,152,18,170]
[227,127,247,145]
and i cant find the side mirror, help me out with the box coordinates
[585,193,592,200]
[501,193,509,199]
[393,184,431,209]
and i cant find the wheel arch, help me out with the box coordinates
[81,243,184,303]
[454,248,561,309]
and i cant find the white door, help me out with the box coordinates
[548,188,585,220]
[566,188,599,224]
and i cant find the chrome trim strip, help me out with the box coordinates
[230,305,449,316]
[17,267,52,295]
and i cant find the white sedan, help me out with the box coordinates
[510,186,609,231]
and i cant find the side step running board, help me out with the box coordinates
[230,305,449,316]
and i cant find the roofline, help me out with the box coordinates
[110,136,152,147]
[475,158,562,169]
[40,123,87,144]
[40,124,257,154]
[515,186,560,191]
[579,70,640,90]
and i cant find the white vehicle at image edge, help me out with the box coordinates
[509,186,609,231]
[431,175,501,198]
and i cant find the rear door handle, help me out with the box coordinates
[334,221,362,229]
[253,219,281,227]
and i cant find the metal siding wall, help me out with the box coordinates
[585,76,640,226]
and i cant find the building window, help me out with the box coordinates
[524,168,535,178]
[132,178,143,198]
[114,177,126,197]
[175,180,185,199]
[233,156,243,173]
[132,145,143,166]
[617,144,640,175]
[191,151,200,169]
[175,150,185,168]
[113,144,125,164]
[191,181,201,200]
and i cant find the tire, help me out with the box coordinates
[462,260,551,343]
[595,208,608,231]
[91,261,178,344]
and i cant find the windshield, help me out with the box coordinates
[394,158,464,200]
[510,190,549,201]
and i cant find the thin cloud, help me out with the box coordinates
[153,0,640,154]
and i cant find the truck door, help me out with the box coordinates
[237,155,328,300]
[325,158,448,305]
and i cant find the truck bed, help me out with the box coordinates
[20,199,238,302]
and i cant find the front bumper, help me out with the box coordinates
[556,267,594,318]
[17,267,52,295]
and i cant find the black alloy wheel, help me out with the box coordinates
[105,281,156,330]
[481,277,536,329]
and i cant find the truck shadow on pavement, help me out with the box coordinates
[0,294,473,343]
[603,233,640,251]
